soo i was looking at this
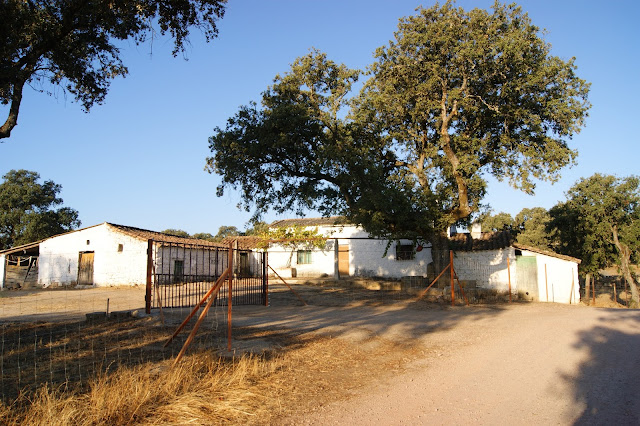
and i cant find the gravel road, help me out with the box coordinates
[271,303,640,425]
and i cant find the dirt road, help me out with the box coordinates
[231,296,640,425]
[1,284,638,424]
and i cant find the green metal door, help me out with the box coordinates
[516,256,538,301]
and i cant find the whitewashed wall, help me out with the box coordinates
[454,248,517,292]
[268,225,432,279]
[521,249,580,304]
[154,245,227,283]
[0,254,6,289]
[39,224,148,287]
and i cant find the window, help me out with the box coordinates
[297,250,312,265]
[173,260,184,283]
[396,244,415,261]
[117,244,124,252]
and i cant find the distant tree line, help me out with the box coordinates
[162,222,270,243]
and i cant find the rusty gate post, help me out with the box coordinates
[450,250,455,306]
[228,240,234,352]
[145,239,153,314]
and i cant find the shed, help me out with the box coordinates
[449,232,581,304]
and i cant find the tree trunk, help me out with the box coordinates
[585,273,591,305]
[430,233,450,288]
[611,226,639,308]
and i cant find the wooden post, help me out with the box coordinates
[507,256,512,303]
[545,264,549,302]
[569,273,575,304]
[450,250,455,307]
[416,261,451,300]
[228,240,234,352]
[164,269,229,348]
[613,279,617,304]
[145,239,153,314]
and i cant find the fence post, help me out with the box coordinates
[450,250,455,307]
[228,240,234,352]
[507,256,512,303]
[263,251,269,306]
[545,264,548,302]
[145,239,153,314]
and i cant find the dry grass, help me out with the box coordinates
[0,330,418,425]
[1,352,279,425]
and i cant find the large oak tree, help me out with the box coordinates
[0,0,226,139]
[0,169,80,248]
[208,2,590,246]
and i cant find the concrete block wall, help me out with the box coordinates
[453,248,516,292]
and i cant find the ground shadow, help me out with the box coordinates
[562,309,640,425]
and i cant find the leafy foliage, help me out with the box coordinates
[0,0,226,139]
[513,207,552,248]
[477,211,514,232]
[208,2,590,240]
[162,229,191,238]
[214,225,239,241]
[0,169,80,248]
[549,174,640,306]
[191,232,216,242]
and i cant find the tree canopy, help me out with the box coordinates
[477,210,514,232]
[162,229,191,238]
[208,1,590,241]
[549,174,640,306]
[0,169,80,249]
[513,207,552,248]
[0,0,226,139]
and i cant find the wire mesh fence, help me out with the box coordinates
[0,286,233,401]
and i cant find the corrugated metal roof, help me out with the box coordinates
[0,240,42,256]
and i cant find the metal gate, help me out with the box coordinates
[146,241,267,311]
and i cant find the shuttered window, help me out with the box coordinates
[297,250,312,265]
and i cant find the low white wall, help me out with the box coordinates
[0,254,5,289]
[454,248,516,292]
[39,224,148,287]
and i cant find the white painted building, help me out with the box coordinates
[450,232,581,304]
[265,217,433,279]
[265,217,581,304]
[0,223,227,289]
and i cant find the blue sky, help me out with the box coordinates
[1,0,639,235]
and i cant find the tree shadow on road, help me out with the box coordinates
[561,309,640,425]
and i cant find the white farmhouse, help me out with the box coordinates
[0,223,227,289]
[264,217,581,304]
[265,217,433,279]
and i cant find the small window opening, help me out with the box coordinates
[173,260,184,283]
[86,240,90,245]
[117,244,124,252]
[297,250,312,265]
[396,244,415,261]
